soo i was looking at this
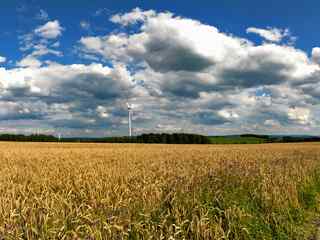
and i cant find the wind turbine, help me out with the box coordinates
[127,102,133,137]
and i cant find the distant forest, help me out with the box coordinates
[0,133,319,144]
[0,133,211,144]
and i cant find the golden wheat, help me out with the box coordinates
[0,142,319,239]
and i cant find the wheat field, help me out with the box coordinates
[0,142,320,239]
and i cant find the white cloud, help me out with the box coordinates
[288,107,311,125]
[35,20,63,39]
[76,8,320,135]
[155,124,182,132]
[17,44,62,68]
[80,9,318,96]
[80,21,90,30]
[312,47,320,65]
[96,106,109,118]
[18,20,64,69]
[0,63,140,135]
[246,27,290,42]
[17,55,42,68]
[264,119,281,128]
[218,109,239,119]
[19,33,36,52]
[0,56,6,63]
[110,7,156,26]
[82,10,251,72]
[0,63,136,98]
[31,44,63,57]
[80,36,103,53]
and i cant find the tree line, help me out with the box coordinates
[102,133,211,144]
[0,134,57,142]
[0,133,211,144]
[0,133,319,144]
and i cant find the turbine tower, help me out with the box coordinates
[127,102,133,137]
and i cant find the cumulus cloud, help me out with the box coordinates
[80,10,318,96]
[35,20,63,39]
[84,11,249,72]
[246,27,290,42]
[17,44,62,68]
[0,62,143,135]
[3,63,135,100]
[17,19,64,69]
[77,8,320,135]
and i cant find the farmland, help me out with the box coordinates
[0,143,320,239]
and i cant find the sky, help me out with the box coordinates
[0,0,320,137]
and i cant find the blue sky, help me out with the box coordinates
[0,0,320,136]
